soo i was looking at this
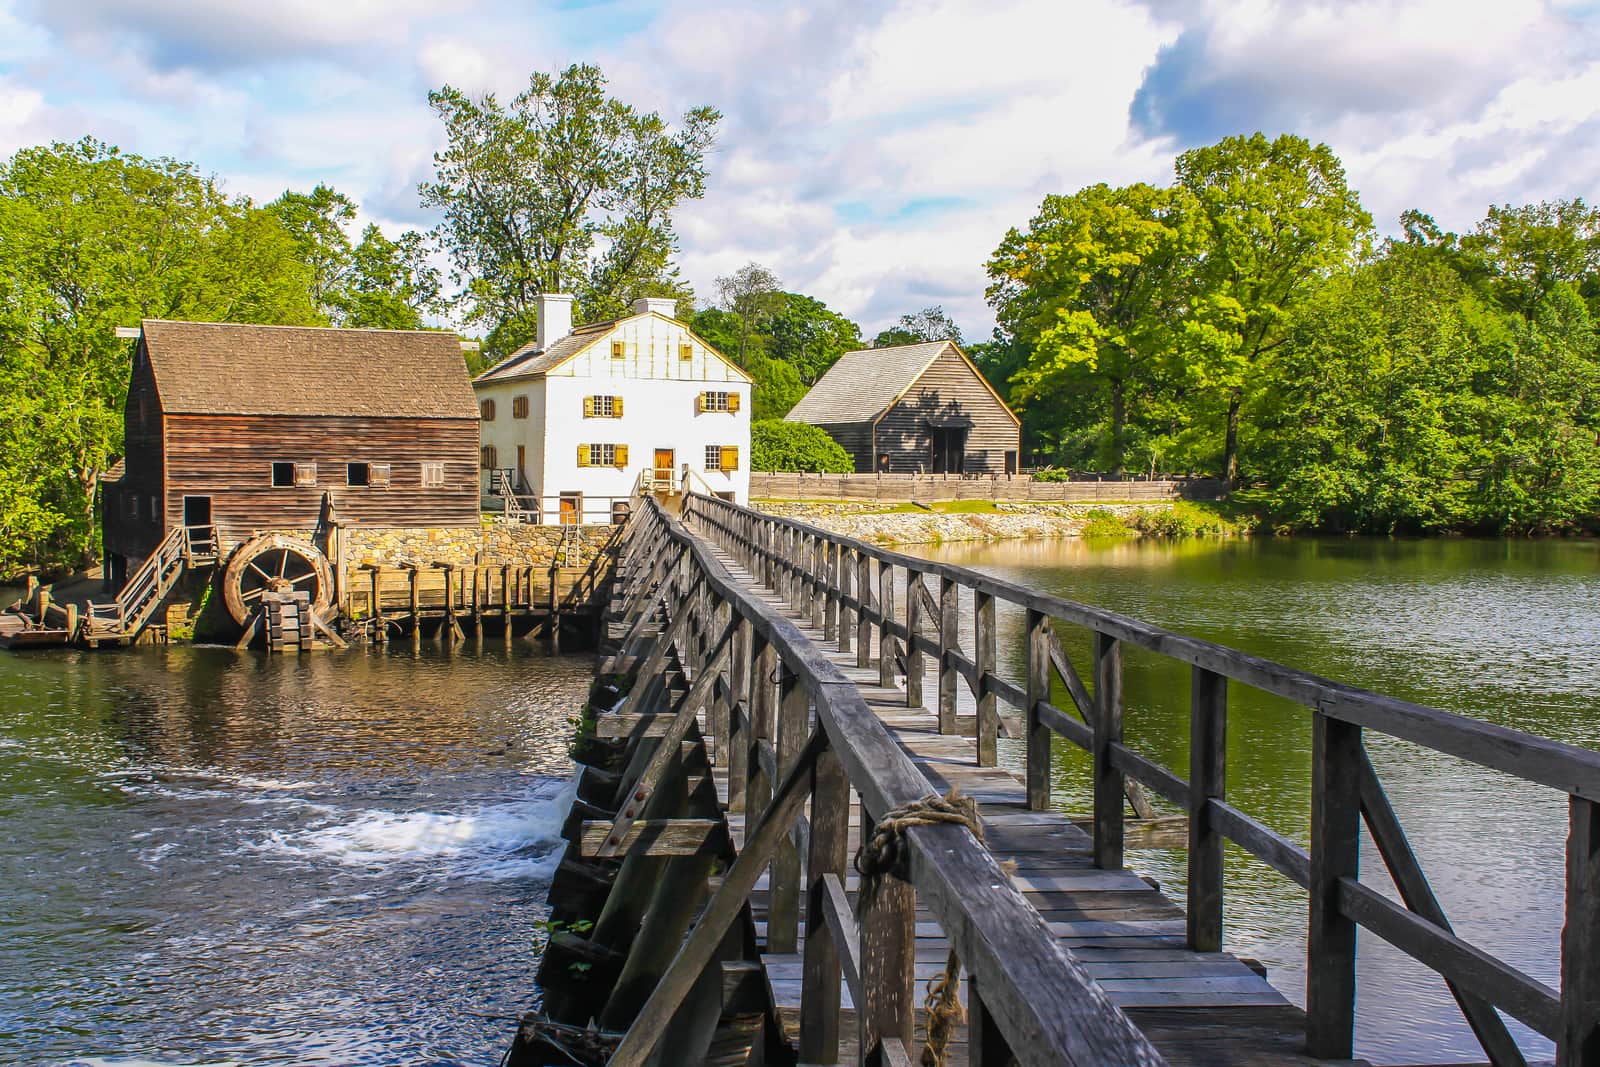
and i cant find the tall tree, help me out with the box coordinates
[714,262,783,363]
[1176,133,1371,483]
[767,292,861,384]
[0,138,318,574]
[988,182,1197,475]
[422,63,719,355]
[872,305,964,347]
[266,184,356,320]
[1459,199,1600,318]
[343,225,445,329]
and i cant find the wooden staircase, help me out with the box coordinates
[84,524,218,646]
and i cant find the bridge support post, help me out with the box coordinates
[1188,666,1227,952]
[837,545,853,655]
[727,618,751,814]
[1560,795,1600,1067]
[1307,711,1361,1059]
[878,561,896,689]
[938,576,959,738]
[768,662,806,954]
[975,590,998,767]
[904,568,924,710]
[859,801,916,1066]
[1024,610,1052,811]
[856,553,872,669]
[800,737,849,1064]
[1092,631,1125,869]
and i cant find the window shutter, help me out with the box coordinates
[613,396,623,417]
[577,444,590,467]
[480,398,495,420]
[695,393,705,414]
[679,342,693,361]
[721,446,739,472]
[727,392,741,413]
[611,340,625,359]
[369,463,391,488]
[583,395,595,418]
[295,462,318,486]
[614,444,629,467]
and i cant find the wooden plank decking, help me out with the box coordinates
[705,543,1368,1067]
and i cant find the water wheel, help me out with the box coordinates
[222,534,334,626]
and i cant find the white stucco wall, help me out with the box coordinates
[474,312,750,521]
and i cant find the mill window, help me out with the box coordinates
[347,463,370,487]
[480,398,496,420]
[584,395,622,417]
[272,462,296,487]
[421,462,446,488]
[512,395,529,419]
[705,445,739,472]
[480,446,497,469]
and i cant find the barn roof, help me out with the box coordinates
[139,320,478,419]
[784,341,951,425]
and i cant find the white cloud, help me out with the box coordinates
[4,0,1599,340]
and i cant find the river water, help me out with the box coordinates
[922,535,1600,1065]
[0,642,589,1066]
[3,537,1597,1065]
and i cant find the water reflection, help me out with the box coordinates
[0,642,591,1066]
[923,535,1598,1064]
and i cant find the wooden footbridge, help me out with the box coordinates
[523,493,1599,1067]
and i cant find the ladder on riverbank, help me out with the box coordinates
[81,524,218,646]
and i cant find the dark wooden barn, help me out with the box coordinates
[100,320,481,588]
[783,340,1021,474]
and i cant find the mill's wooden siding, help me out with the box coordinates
[103,343,167,562]
[161,414,481,548]
[872,347,1019,474]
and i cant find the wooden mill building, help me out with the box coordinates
[100,320,481,587]
[784,339,1021,474]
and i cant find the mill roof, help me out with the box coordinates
[784,340,952,425]
[139,320,478,419]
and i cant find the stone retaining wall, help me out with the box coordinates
[750,501,1173,546]
[344,523,617,569]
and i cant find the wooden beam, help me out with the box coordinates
[579,819,723,857]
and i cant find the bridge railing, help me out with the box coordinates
[683,490,1600,1067]
[606,495,1167,1067]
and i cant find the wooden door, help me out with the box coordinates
[516,445,526,491]
[654,449,675,490]
[558,493,580,525]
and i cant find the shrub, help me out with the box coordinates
[751,420,855,473]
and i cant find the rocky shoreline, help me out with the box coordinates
[750,500,1197,546]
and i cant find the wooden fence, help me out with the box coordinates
[750,472,1226,503]
[683,490,1600,1067]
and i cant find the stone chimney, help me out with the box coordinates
[632,296,679,319]
[535,293,574,350]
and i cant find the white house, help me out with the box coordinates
[474,294,752,524]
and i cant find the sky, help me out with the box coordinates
[3,0,1599,339]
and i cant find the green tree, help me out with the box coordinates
[0,138,318,574]
[266,183,356,319]
[750,419,854,472]
[422,63,719,353]
[714,262,783,363]
[1459,199,1600,317]
[343,225,445,329]
[872,305,963,347]
[987,182,1197,475]
[1176,133,1372,484]
[767,293,861,384]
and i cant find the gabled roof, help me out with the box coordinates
[473,311,751,386]
[784,341,951,425]
[473,319,619,384]
[140,320,478,419]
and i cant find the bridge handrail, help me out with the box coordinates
[682,490,1599,1066]
[608,496,1167,1067]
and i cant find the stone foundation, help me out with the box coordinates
[344,522,617,570]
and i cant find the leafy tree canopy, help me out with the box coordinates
[422,63,719,356]
[872,305,964,347]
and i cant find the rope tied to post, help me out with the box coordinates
[854,787,988,1067]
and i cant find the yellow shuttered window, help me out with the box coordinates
[613,396,624,417]
[614,444,629,468]
[576,444,590,467]
[679,342,693,361]
[720,446,739,472]
[610,340,625,359]
[727,392,741,413]
[583,396,595,418]
[694,393,703,414]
